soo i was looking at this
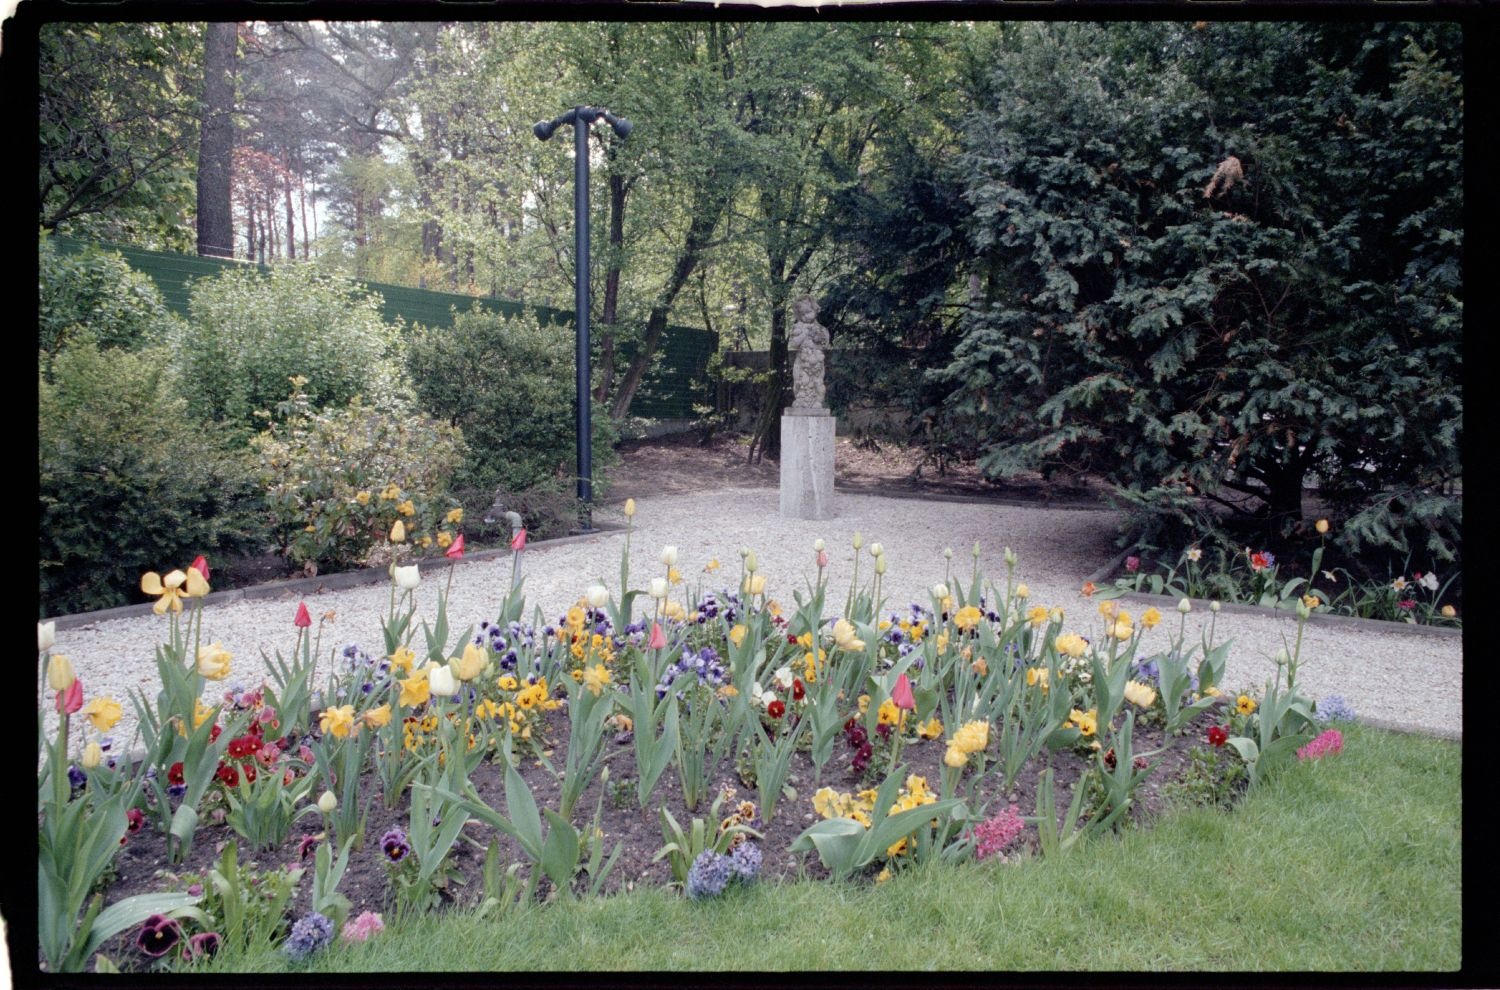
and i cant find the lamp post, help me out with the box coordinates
[534,106,633,533]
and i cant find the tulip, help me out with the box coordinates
[892,673,915,711]
[428,664,458,697]
[38,620,55,653]
[445,533,466,559]
[190,555,211,583]
[453,643,487,681]
[1177,598,1192,614]
[81,740,103,769]
[393,565,421,591]
[649,577,669,599]
[1004,547,1018,567]
[943,547,953,560]
[851,532,863,550]
[649,622,667,650]
[868,542,884,558]
[972,541,982,558]
[745,551,759,573]
[874,555,887,576]
[1209,601,1221,613]
[56,677,84,715]
[932,583,950,600]
[390,519,406,544]
[318,790,338,814]
[46,653,76,692]
[659,546,679,567]
[585,584,609,609]
[813,538,825,552]
[196,643,232,681]
[816,550,829,568]
[511,528,527,551]
[743,574,767,596]
[1015,583,1030,599]
[623,498,636,518]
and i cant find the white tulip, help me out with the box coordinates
[585,584,609,609]
[428,664,458,697]
[649,577,670,600]
[393,565,421,591]
[659,546,679,567]
[38,620,55,653]
[813,538,825,552]
[932,583,950,600]
[869,542,883,558]
[1177,598,1192,614]
[318,790,338,814]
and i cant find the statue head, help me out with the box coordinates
[793,296,819,323]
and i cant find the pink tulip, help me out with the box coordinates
[892,673,915,710]
[816,550,829,569]
[649,622,667,650]
[445,533,466,559]
[511,528,527,552]
[190,555,211,582]
[294,602,312,628]
[56,677,84,715]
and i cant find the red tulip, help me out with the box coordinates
[294,601,312,628]
[55,677,83,715]
[649,622,667,650]
[892,673,915,711]
[511,528,527,551]
[445,533,466,559]
[190,555,211,582]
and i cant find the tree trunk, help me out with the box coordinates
[196,22,237,259]
[283,166,296,259]
[749,287,790,463]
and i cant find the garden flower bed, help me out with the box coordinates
[37,509,1354,974]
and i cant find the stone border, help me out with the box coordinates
[48,524,627,631]
[1084,549,1463,640]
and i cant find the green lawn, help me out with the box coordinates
[200,723,1460,972]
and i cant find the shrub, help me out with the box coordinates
[171,265,403,439]
[406,307,617,501]
[251,381,466,572]
[38,235,176,363]
[39,343,264,615]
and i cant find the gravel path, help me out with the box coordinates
[41,488,1461,757]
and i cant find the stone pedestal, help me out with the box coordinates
[780,411,836,519]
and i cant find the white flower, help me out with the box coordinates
[772,665,794,690]
[745,551,759,574]
[393,565,421,591]
[943,547,954,560]
[659,546,679,567]
[874,554,887,575]
[813,538,825,552]
[318,790,338,814]
[1209,601,1221,613]
[1418,572,1439,592]
[428,664,458,697]
[851,531,864,550]
[1391,576,1408,592]
[931,583,950,601]
[649,577,670,600]
[1177,598,1192,614]
[38,620,55,653]
[585,584,609,609]
[869,542,884,558]
[750,683,777,710]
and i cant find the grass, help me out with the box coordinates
[194,723,1459,973]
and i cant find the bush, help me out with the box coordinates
[38,235,176,363]
[171,265,404,439]
[251,381,466,573]
[39,343,264,616]
[406,307,618,501]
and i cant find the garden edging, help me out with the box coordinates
[1084,549,1462,641]
[48,524,626,632]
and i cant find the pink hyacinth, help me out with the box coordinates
[341,911,384,944]
[1297,729,1344,761]
[972,806,1027,861]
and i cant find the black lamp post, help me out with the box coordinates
[534,106,633,533]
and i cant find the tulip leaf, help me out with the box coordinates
[503,759,544,861]
[77,892,197,967]
[541,809,580,890]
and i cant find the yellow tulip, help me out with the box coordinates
[363,704,392,729]
[453,643,487,681]
[390,519,406,543]
[81,741,103,770]
[81,695,123,732]
[46,653,76,691]
[196,642,233,680]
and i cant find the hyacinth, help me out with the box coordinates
[284,912,335,960]
[1314,695,1358,724]
[341,911,385,944]
[1297,729,1344,761]
[686,850,733,900]
[972,807,1027,861]
[729,840,763,881]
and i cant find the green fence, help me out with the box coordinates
[47,236,717,420]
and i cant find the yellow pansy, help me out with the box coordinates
[1236,695,1257,715]
[582,664,611,697]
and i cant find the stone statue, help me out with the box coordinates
[788,296,830,411]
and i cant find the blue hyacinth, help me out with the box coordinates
[283,912,334,960]
[729,841,762,882]
[686,850,733,900]
[1314,695,1357,724]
